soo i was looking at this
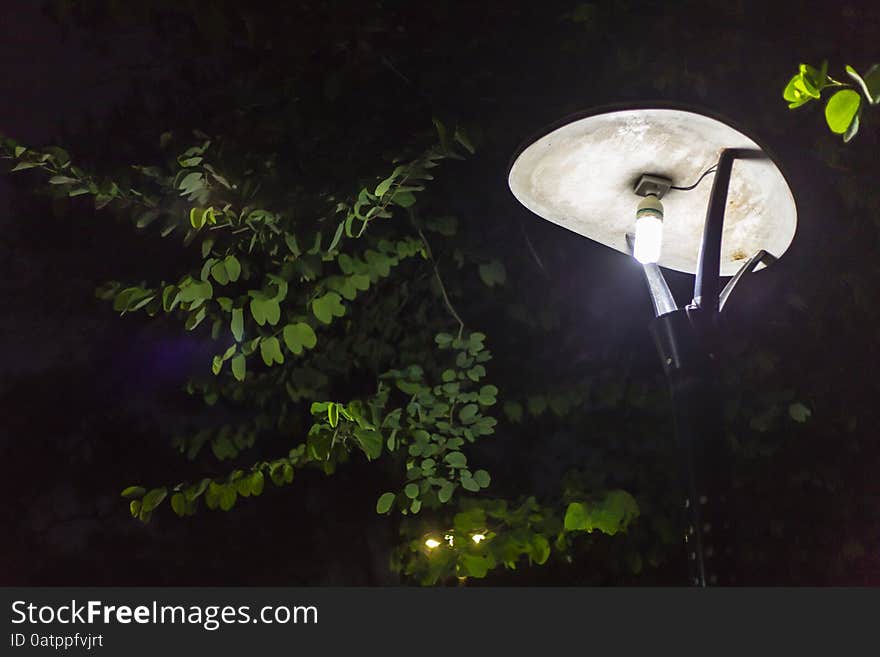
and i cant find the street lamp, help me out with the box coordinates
[508,105,797,586]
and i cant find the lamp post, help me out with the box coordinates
[508,105,797,586]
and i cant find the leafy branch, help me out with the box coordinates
[784,60,880,141]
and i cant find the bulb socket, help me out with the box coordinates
[636,194,664,221]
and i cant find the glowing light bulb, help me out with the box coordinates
[472,534,486,544]
[425,538,441,549]
[634,195,664,264]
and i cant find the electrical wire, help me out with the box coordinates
[670,164,718,191]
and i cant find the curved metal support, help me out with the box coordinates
[693,148,767,314]
[718,250,778,313]
[626,232,678,317]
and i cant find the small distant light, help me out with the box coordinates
[425,538,441,549]
[444,533,455,547]
[472,534,486,544]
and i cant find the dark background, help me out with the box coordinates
[1,0,879,585]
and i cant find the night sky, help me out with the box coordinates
[2,1,879,586]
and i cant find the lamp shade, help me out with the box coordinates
[508,106,797,276]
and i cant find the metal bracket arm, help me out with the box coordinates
[693,148,767,314]
[718,250,778,312]
[626,232,677,317]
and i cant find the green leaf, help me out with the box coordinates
[178,279,213,304]
[283,322,317,355]
[234,474,253,497]
[564,491,639,535]
[374,174,396,197]
[460,475,480,492]
[310,401,331,415]
[284,232,301,257]
[459,554,490,578]
[846,64,880,105]
[250,471,265,496]
[459,403,479,423]
[438,482,454,503]
[789,402,812,423]
[596,490,640,533]
[425,215,458,236]
[264,299,281,325]
[404,483,419,499]
[189,207,206,228]
[564,502,588,531]
[783,75,812,108]
[350,274,370,291]
[527,396,547,416]
[162,285,180,311]
[354,428,383,460]
[231,308,244,341]
[312,292,345,324]
[862,64,880,104]
[231,354,246,381]
[376,492,396,514]
[210,260,229,285]
[328,276,358,300]
[478,260,506,287]
[478,385,498,405]
[200,258,215,282]
[454,127,476,154]
[454,508,486,533]
[141,487,168,513]
[328,222,345,252]
[136,210,160,229]
[796,64,822,97]
[825,89,861,134]
[120,486,145,499]
[95,193,114,210]
[179,171,205,198]
[259,336,284,366]
[328,403,339,427]
[445,451,467,468]
[531,535,551,565]
[364,250,393,277]
[250,297,268,325]
[391,190,416,207]
[170,493,186,517]
[200,238,215,259]
[844,110,860,143]
[473,469,491,488]
[48,175,77,185]
[225,256,241,282]
[211,435,236,460]
[337,253,355,274]
[219,485,237,511]
[178,154,202,168]
[503,401,524,423]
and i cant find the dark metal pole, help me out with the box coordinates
[641,148,769,586]
[650,308,733,586]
